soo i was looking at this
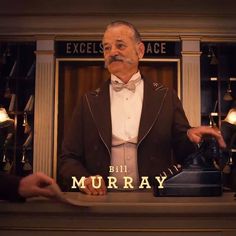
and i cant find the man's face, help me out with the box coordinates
[102,25,144,78]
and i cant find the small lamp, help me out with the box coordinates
[224,108,236,126]
[221,108,236,173]
[223,81,233,101]
[210,51,218,65]
[0,107,14,171]
[0,108,14,128]
[221,108,236,145]
[207,47,218,65]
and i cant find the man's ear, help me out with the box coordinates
[137,42,145,59]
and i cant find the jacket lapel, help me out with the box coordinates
[138,79,168,145]
[85,80,112,154]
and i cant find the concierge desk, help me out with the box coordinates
[1,191,236,236]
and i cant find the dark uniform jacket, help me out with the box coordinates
[59,78,195,188]
[0,172,24,201]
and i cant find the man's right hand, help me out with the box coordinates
[79,175,107,195]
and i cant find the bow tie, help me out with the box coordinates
[111,77,141,93]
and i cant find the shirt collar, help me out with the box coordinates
[111,71,141,84]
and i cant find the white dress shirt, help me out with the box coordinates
[109,71,143,189]
[110,71,143,141]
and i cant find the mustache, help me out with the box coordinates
[104,55,134,68]
[109,55,125,64]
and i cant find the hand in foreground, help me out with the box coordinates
[18,172,56,198]
[187,126,226,149]
[80,175,107,195]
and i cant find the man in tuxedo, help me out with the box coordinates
[59,21,226,195]
[0,172,56,201]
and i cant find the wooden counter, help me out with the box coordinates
[1,191,236,236]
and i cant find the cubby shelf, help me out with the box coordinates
[0,42,35,177]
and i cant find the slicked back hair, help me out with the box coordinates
[104,21,142,43]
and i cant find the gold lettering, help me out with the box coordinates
[107,176,118,189]
[155,176,167,189]
[109,165,127,172]
[91,176,102,189]
[71,176,86,189]
[139,176,151,189]
[109,165,114,173]
[123,176,134,189]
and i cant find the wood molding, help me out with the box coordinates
[0,14,236,38]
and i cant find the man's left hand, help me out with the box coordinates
[18,172,56,198]
[187,126,226,149]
